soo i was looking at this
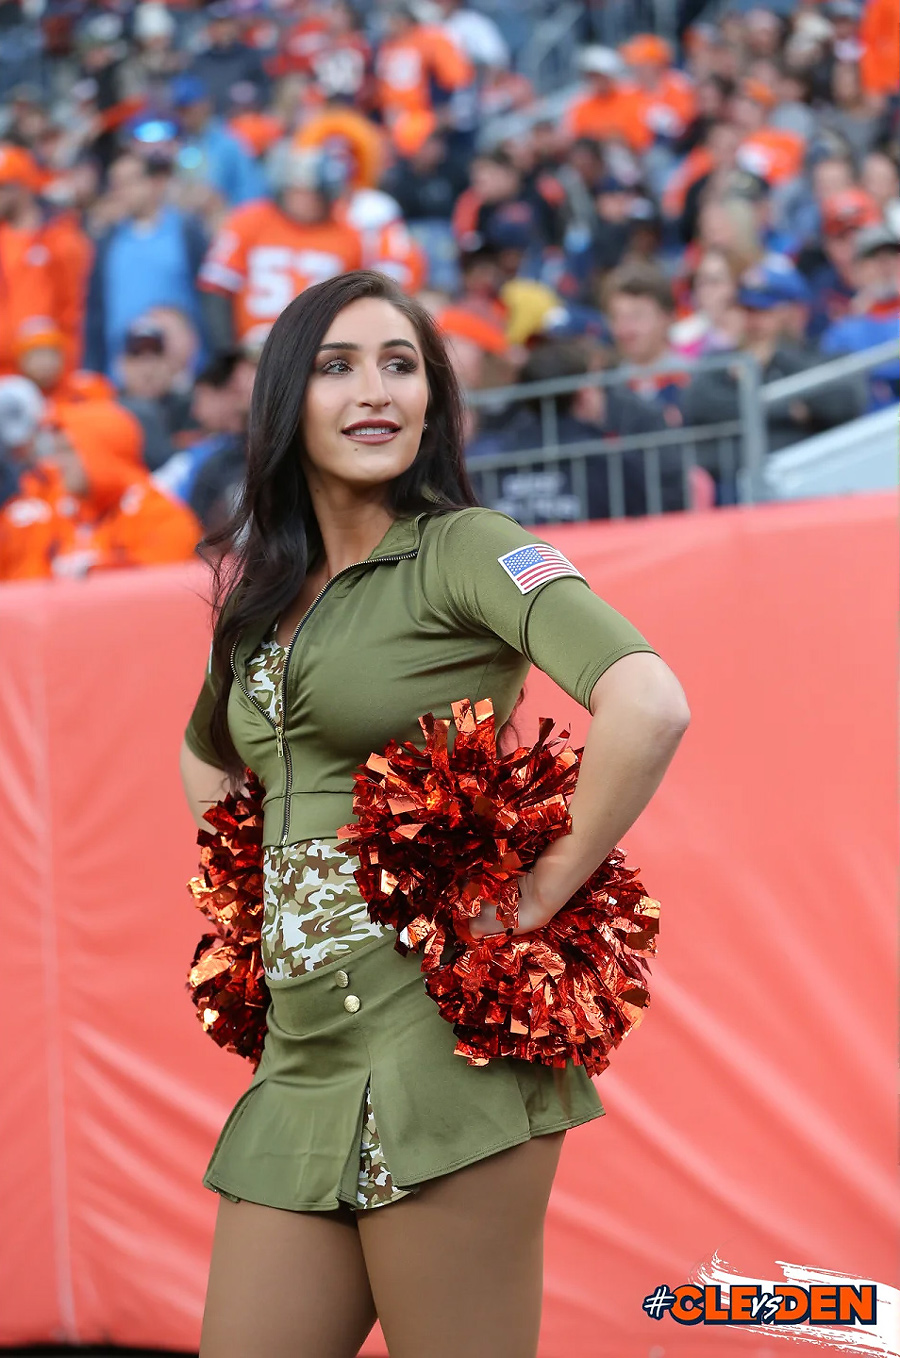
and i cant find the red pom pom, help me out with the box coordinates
[336,699,661,1075]
[421,850,659,1076]
[186,771,269,1068]
[335,697,580,946]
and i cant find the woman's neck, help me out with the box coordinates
[310,491,396,579]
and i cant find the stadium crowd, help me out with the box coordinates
[0,0,897,579]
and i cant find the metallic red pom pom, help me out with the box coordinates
[336,699,660,1075]
[186,771,269,1068]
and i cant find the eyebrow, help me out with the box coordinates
[317,339,418,354]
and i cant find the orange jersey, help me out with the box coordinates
[199,200,364,345]
[738,128,805,185]
[272,22,370,102]
[860,0,900,94]
[374,27,473,122]
[295,109,386,190]
[633,71,696,141]
[0,212,92,375]
[332,194,426,292]
[565,86,651,152]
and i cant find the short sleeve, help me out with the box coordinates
[428,507,659,710]
[183,645,225,768]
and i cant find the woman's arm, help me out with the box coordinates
[179,739,231,830]
[470,652,690,937]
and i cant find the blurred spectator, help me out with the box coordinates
[122,4,186,104]
[820,223,900,407]
[566,47,649,154]
[433,0,510,72]
[670,247,745,356]
[0,144,92,377]
[603,263,687,424]
[270,0,371,99]
[467,342,687,522]
[115,321,178,471]
[198,147,363,354]
[73,13,140,172]
[84,150,208,375]
[803,186,882,336]
[170,73,266,208]
[620,36,697,144]
[373,4,474,132]
[858,0,900,98]
[0,400,200,580]
[682,255,866,456]
[453,148,562,264]
[188,3,269,117]
[337,188,427,293]
[13,318,68,399]
[0,375,44,513]
[860,149,900,213]
[154,348,248,504]
[820,62,883,160]
[294,104,385,191]
[380,112,469,222]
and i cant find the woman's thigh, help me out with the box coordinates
[355,1131,566,1358]
[199,1196,377,1358]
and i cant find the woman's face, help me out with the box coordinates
[693,250,735,320]
[301,297,430,495]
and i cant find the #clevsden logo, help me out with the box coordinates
[640,1252,899,1354]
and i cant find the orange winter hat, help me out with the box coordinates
[0,143,42,190]
[437,307,510,356]
[53,400,146,512]
[14,316,66,357]
[620,34,672,66]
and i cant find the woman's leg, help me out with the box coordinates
[199,1197,377,1358]
[355,1131,566,1358]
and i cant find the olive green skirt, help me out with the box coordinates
[203,930,605,1213]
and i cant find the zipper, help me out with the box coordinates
[231,549,418,846]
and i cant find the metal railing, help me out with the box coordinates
[464,342,898,519]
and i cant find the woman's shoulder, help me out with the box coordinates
[422,504,540,555]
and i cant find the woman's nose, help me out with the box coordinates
[356,360,391,407]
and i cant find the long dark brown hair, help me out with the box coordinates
[201,270,489,780]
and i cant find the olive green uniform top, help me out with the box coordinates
[184,506,659,848]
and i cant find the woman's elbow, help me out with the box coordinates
[590,652,691,732]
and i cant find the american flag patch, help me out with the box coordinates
[497,543,585,595]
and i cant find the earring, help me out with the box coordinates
[423,420,429,429]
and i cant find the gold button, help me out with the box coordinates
[343,994,361,1014]
[335,970,350,988]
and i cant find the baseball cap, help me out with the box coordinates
[738,255,811,309]
[853,223,900,259]
[822,188,881,236]
[123,321,166,356]
[170,74,211,108]
[0,376,45,449]
[576,46,625,78]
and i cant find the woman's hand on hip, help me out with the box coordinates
[466,869,565,940]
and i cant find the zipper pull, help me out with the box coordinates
[276,725,284,758]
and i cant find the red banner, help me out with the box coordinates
[0,494,896,1356]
